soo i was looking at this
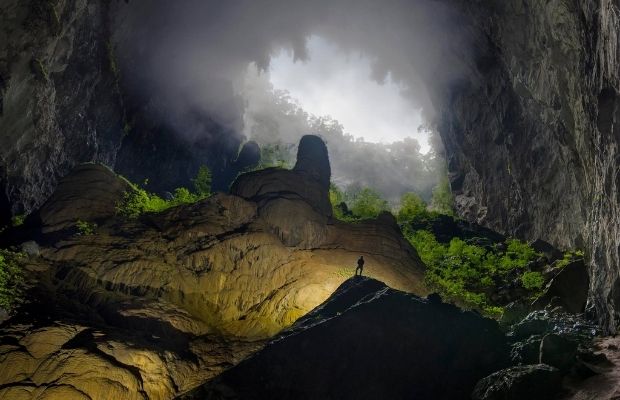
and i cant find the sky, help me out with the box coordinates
[268,36,430,152]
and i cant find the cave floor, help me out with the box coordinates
[562,336,620,400]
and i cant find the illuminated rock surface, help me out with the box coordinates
[181,277,510,400]
[0,136,427,398]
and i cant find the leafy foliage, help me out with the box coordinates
[430,175,454,216]
[75,220,97,235]
[349,188,389,219]
[192,165,212,196]
[0,249,24,312]
[521,271,545,290]
[405,227,541,318]
[117,166,212,218]
[397,192,427,223]
[11,214,25,227]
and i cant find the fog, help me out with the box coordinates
[112,0,472,200]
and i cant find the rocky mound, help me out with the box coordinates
[182,277,510,400]
[0,136,427,398]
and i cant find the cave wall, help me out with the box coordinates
[437,0,620,332]
[2,0,620,332]
[0,0,126,218]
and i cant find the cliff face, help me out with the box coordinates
[436,0,620,332]
[0,0,125,222]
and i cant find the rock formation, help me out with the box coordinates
[433,0,620,332]
[0,136,427,398]
[182,277,510,400]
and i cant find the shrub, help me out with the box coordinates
[430,176,454,216]
[117,167,212,218]
[192,165,212,196]
[499,239,539,271]
[0,249,24,312]
[521,271,545,290]
[11,214,25,227]
[349,188,389,219]
[75,220,97,235]
[405,227,545,318]
[397,192,427,223]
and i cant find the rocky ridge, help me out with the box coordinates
[0,136,427,399]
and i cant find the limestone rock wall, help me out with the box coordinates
[0,0,126,222]
[437,0,620,332]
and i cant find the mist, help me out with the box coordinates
[111,0,473,199]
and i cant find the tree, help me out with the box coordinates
[192,165,212,196]
[350,188,389,219]
[430,176,454,216]
[397,192,427,223]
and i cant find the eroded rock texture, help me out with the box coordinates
[0,0,125,222]
[436,0,620,332]
[0,140,427,398]
[184,277,509,400]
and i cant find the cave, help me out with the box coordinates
[1,0,620,399]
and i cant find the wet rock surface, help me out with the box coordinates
[183,277,510,400]
[472,364,562,400]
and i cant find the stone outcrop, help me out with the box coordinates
[0,137,427,398]
[34,163,131,233]
[0,0,126,223]
[434,0,620,332]
[472,364,562,400]
[183,277,510,400]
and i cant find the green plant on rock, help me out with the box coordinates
[521,271,545,291]
[117,166,213,218]
[11,214,25,227]
[405,226,544,318]
[75,220,97,236]
[192,165,212,196]
[0,249,25,313]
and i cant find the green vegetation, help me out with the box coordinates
[404,227,542,318]
[117,166,212,218]
[75,220,97,236]
[521,271,545,290]
[397,192,427,223]
[556,250,584,269]
[0,249,24,312]
[430,176,454,216]
[349,188,389,219]
[192,165,212,196]
[11,214,25,227]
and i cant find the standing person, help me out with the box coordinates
[355,256,365,276]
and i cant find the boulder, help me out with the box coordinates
[34,163,131,233]
[183,277,510,400]
[231,135,333,217]
[472,364,562,400]
[539,333,578,372]
[533,260,589,313]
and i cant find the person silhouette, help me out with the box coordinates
[355,256,365,276]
